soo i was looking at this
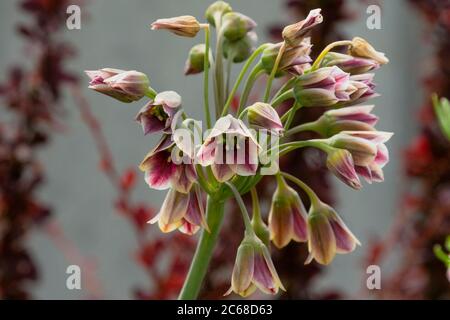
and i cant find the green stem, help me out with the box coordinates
[250,187,261,221]
[263,42,286,103]
[226,54,233,97]
[203,26,212,129]
[145,87,157,99]
[178,196,226,300]
[279,172,320,207]
[270,77,295,105]
[271,89,294,108]
[310,40,353,71]
[283,102,301,130]
[224,182,253,232]
[214,17,225,117]
[221,44,269,117]
[285,120,319,137]
[237,63,264,115]
[270,139,329,157]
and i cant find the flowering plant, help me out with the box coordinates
[86,1,391,299]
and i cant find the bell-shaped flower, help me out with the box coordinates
[225,233,285,297]
[348,37,389,65]
[306,201,360,265]
[221,12,257,42]
[197,115,259,182]
[261,39,312,77]
[268,175,308,248]
[85,68,150,103]
[139,134,196,193]
[151,15,201,38]
[326,148,361,190]
[135,91,182,135]
[320,51,379,75]
[293,66,356,107]
[247,102,284,136]
[282,9,323,47]
[327,130,393,184]
[345,74,378,105]
[316,105,378,137]
[185,44,208,75]
[148,185,208,234]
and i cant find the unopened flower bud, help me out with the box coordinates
[185,44,208,75]
[223,31,257,63]
[221,12,257,42]
[348,37,389,65]
[293,66,355,107]
[307,202,360,265]
[321,52,379,75]
[151,15,201,38]
[86,68,150,103]
[326,148,361,190]
[205,1,232,26]
[282,9,323,47]
[261,40,312,77]
[327,131,378,166]
[316,105,378,137]
[268,176,308,248]
[247,102,284,136]
[225,234,285,297]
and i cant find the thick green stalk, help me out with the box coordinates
[178,196,225,300]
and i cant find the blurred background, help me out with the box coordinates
[0,0,448,299]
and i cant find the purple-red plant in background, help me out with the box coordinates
[365,0,450,299]
[0,0,193,299]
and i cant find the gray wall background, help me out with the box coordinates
[0,0,425,299]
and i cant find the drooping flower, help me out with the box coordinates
[282,8,323,47]
[139,134,196,193]
[293,66,356,107]
[261,39,312,77]
[268,175,308,248]
[221,12,257,42]
[345,73,378,105]
[326,148,361,190]
[247,102,284,136]
[225,234,285,297]
[306,201,360,265]
[327,130,393,183]
[135,91,182,135]
[197,115,259,182]
[315,105,378,137]
[148,185,208,234]
[320,51,379,75]
[348,37,389,65]
[85,68,150,103]
[151,15,201,38]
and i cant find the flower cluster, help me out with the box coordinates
[86,2,391,299]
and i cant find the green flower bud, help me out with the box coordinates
[222,12,257,42]
[184,44,208,75]
[205,1,232,26]
[223,31,257,63]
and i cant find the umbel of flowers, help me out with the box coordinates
[86,2,392,299]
